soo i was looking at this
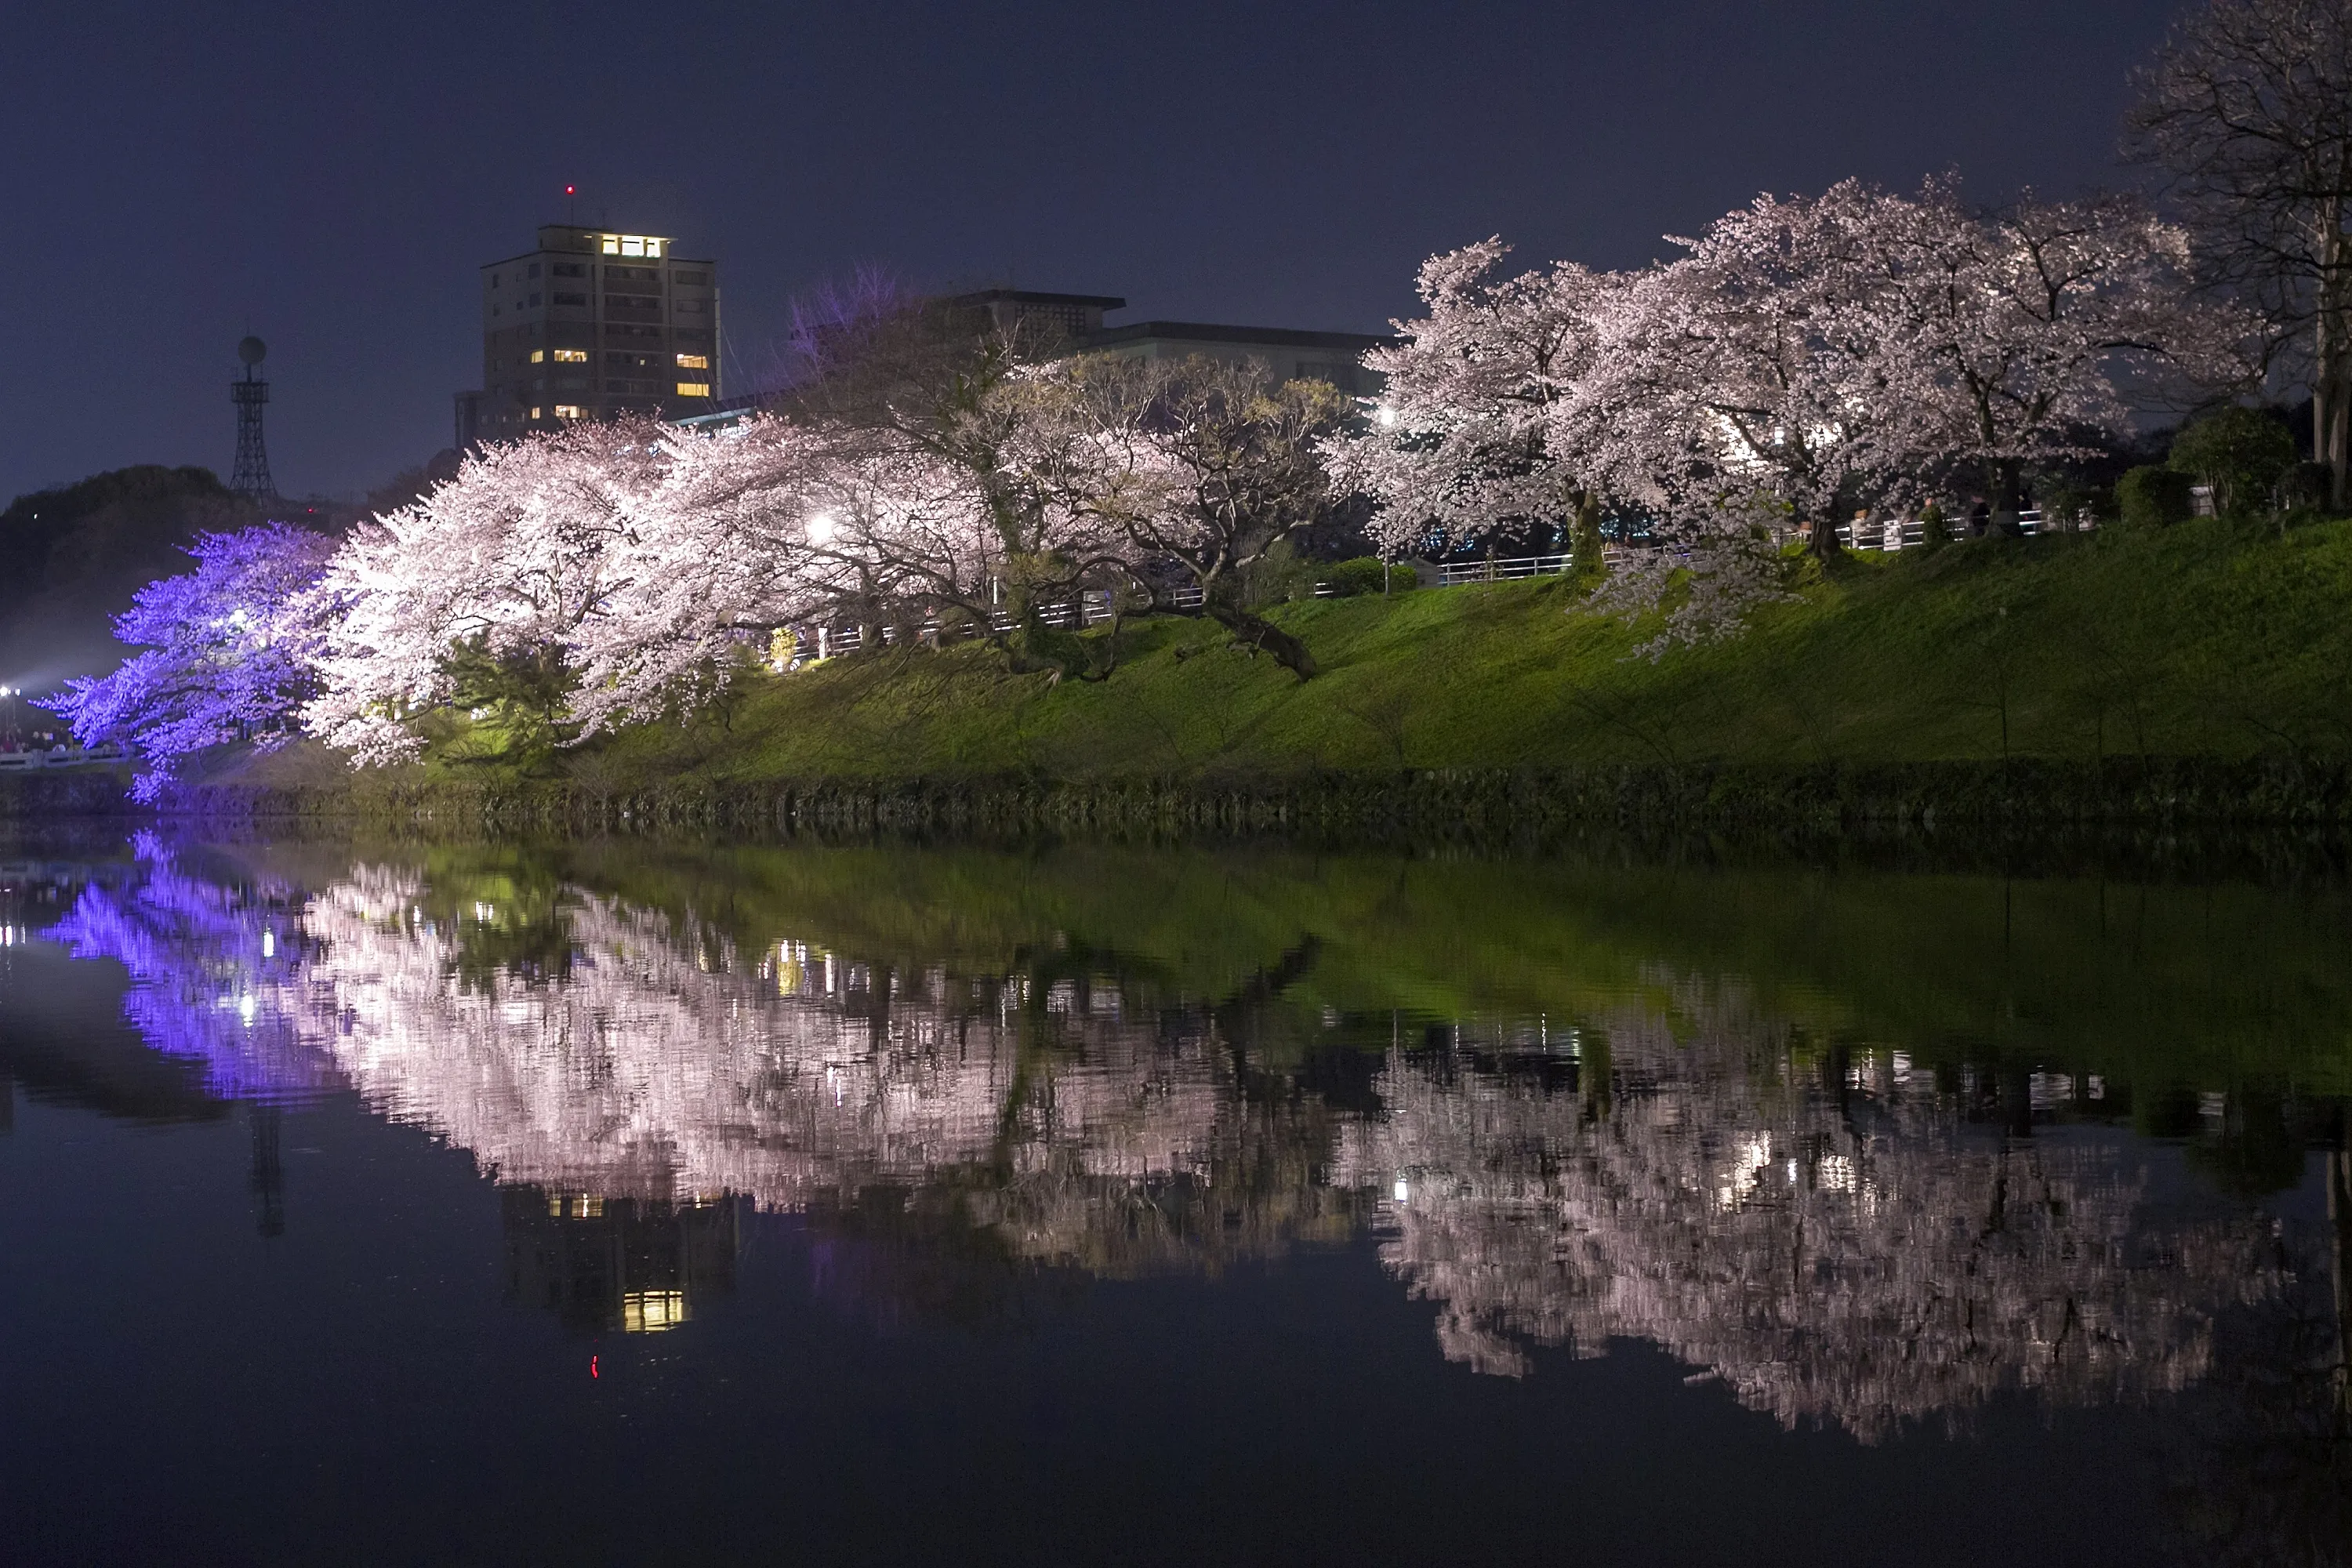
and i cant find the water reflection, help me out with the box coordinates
[1338,1010,2269,1437]
[503,1186,742,1336]
[20,837,2343,1460]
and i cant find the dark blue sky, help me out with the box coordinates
[5,0,2184,503]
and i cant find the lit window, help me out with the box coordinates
[553,348,587,362]
[675,353,709,369]
[675,381,711,397]
[597,234,664,258]
[529,348,545,363]
[529,406,543,419]
[554,404,585,419]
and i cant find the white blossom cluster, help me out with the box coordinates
[1345,179,2253,645]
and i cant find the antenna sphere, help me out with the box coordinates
[238,336,267,367]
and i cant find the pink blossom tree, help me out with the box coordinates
[303,421,670,764]
[1342,241,1624,566]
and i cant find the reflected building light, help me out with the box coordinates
[622,1290,688,1333]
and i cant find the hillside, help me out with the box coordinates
[548,518,2352,783]
[0,466,257,690]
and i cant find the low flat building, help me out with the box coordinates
[670,287,1391,435]
[1080,318,1390,397]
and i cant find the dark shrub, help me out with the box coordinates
[2168,406,2297,517]
[2276,460,2333,512]
[2117,465,2196,529]
[1317,557,1413,597]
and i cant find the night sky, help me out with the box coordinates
[6,0,2185,504]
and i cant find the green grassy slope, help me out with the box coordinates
[566,520,2352,784]
[209,517,2351,797]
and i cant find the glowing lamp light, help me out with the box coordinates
[806,512,839,546]
[1374,404,1400,429]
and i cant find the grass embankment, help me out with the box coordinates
[592,519,2352,781]
[201,518,2352,829]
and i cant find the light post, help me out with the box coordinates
[0,685,17,750]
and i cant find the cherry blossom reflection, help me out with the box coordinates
[1334,982,2281,1441]
[37,844,2299,1435]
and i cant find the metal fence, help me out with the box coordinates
[0,743,125,772]
[1436,553,1573,585]
[1831,510,2101,550]
[796,515,2098,659]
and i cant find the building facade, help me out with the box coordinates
[456,224,719,448]
[673,287,1393,436]
[1080,318,1390,397]
[953,290,1391,394]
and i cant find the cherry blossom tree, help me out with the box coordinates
[2129,0,2352,506]
[769,292,1144,658]
[303,420,670,764]
[1342,241,1624,564]
[1069,354,1353,678]
[1867,183,2252,529]
[45,522,339,800]
[557,415,868,736]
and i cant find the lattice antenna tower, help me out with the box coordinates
[230,336,275,500]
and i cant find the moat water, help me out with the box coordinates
[2,830,2345,1565]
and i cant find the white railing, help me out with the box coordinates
[1831,510,2102,550]
[0,742,125,771]
[1436,553,1573,586]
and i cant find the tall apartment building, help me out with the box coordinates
[455,223,719,448]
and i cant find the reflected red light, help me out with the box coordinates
[590,1355,599,1379]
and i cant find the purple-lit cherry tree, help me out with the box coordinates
[46,521,339,800]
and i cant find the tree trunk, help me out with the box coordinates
[2319,368,2350,513]
[1572,492,1607,586]
[1985,459,2026,537]
[1204,602,1317,680]
[2320,214,2352,514]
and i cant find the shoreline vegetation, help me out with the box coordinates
[10,517,2352,840]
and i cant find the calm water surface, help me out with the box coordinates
[2,833,2346,1566]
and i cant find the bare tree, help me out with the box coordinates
[1078,355,1353,680]
[2129,0,2352,506]
[768,286,1142,670]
